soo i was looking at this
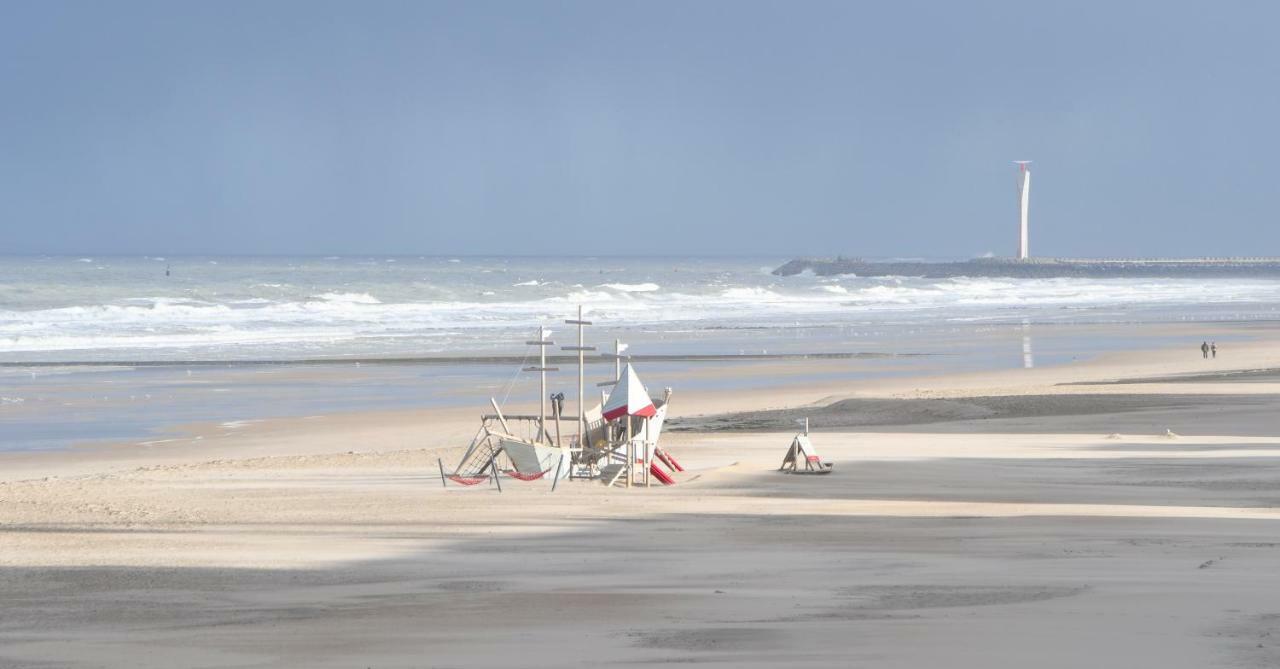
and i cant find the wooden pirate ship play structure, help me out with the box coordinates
[439,306,683,490]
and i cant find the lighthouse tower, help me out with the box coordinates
[1014,161,1032,259]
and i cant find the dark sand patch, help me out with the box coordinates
[1089,443,1280,452]
[671,393,1280,435]
[1065,368,1280,385]
[437,579,506,592]
[836,584,1088,610]
[1212,612,1280,669]
[630,627,784,652]
[733,457,1280,509]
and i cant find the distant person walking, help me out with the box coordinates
[1211,342,1217,359]
[1201,341,1210,359]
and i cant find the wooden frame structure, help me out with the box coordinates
[443,308,681,491]
[779,418,834,475]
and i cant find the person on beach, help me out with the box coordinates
[1211,342,1217,358]
[1201,342,1210,359]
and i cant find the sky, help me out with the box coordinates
[1,1,1278,258]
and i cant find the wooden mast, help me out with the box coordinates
[522,326,557,444]
[562,306,594,459]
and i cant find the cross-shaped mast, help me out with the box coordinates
[562,305,595,451]
[522,326,557,444]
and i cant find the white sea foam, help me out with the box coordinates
[720,286,781,300]
[4,256,1280,359]
[311,292,381,305]
[598,282,660,292]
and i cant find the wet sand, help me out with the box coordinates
[672,392,1280,436]
[3,330,1280,667]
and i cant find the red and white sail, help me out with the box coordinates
[602,363,656,420]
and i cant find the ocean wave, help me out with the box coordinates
[310,292,381,305]
[3,271,1280,357]
[720,286,781,300]
[598,282,660,292]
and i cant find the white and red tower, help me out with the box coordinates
[1014,161,1032,259]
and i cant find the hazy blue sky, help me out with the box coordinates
[2,1,1277,257]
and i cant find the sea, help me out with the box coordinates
[3,255,1279,451]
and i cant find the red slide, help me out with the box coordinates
[649,462,676,485]
[657,449,685,472]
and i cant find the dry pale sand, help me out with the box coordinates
[3,333,1280,667]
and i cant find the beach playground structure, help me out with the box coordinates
[440,307,684,490]
[591,364,681,488]
[779,418,834,475]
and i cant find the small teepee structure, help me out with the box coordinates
[780,418,833,475]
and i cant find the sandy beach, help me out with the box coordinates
[10,1,1280,665]
[3,330,1280,667]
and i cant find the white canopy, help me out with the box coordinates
[602,363,656,420]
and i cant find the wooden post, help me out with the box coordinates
[644,417,651,488]
[523,328,558,445]
[553,398,562,447]
[486,448,501,489]
[563,306,594,450]
[539,326,546,442]
[579,306,584,449]
[626,414,633,489]
[489,398,512,434]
